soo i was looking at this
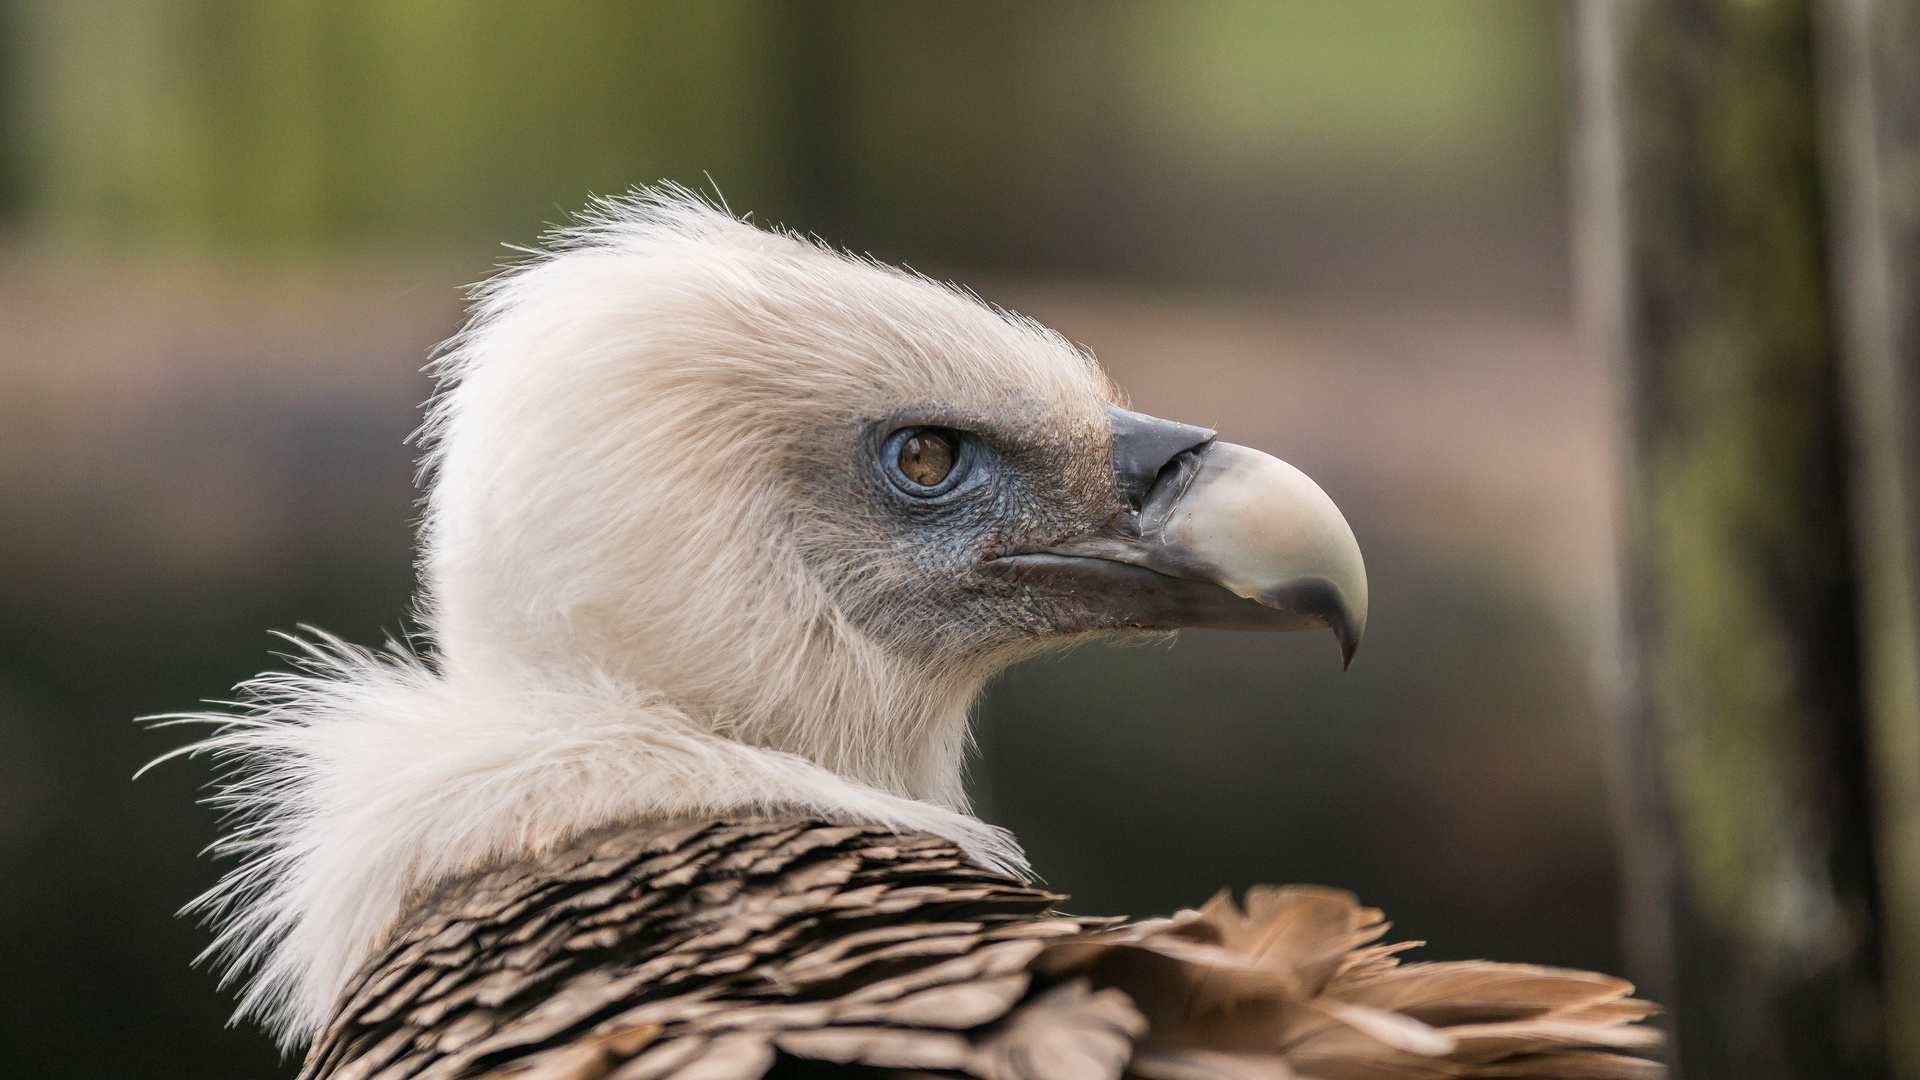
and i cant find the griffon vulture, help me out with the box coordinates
[157,189,1661,1080]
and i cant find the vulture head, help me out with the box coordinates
[427,192,1366,806]
[167,189,1366,1042]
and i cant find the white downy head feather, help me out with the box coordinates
[149,188,1123,1046]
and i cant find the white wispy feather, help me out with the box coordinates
[150,187,1118,1047]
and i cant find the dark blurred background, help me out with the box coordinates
[0,3,1632,1077]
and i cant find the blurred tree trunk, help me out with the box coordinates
[771,0,853,239]
[1822,0,1920,1074]
[1572,0,1891,1076]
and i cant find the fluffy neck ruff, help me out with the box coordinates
[152,191,1124,1047]
[165,637,1021,1048]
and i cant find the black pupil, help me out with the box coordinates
[898,431,955,487]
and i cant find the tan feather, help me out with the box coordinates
[965,980,1145,1080]
[479,1024,659,1080]
[772,1027,973,1071]
[304,816,1661,1080]
[1130,1047,1305,1080]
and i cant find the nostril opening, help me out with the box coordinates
[1149,443,1208,495]
[1108,404,1217,511]
[1136,442,1211,526]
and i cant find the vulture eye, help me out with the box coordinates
[885,427,965,495]
[899,431,954,485]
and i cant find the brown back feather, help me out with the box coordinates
[298,817,1661,1080]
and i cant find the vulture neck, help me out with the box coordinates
[178,624,1024,1046]
[434,615,996,815]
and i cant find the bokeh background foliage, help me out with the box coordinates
[6,0,1561,268]
[0,4,1618,1079]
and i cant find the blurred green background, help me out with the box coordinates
[0,4,1612,1078]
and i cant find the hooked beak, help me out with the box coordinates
[984,405,1369,667]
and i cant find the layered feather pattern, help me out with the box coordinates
[301,814,1661,1080]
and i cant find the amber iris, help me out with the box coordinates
[897,429,956,487]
